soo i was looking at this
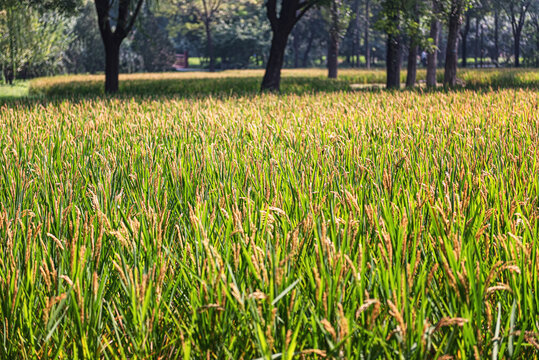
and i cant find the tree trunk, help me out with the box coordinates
[104,37,121,93]
[4,68,14,85]
[328,0,341,79]
[406,44,418,87]
[293,33,300,68]
[444,0,463,87]
[205,22,215,72]
[537,33,539,67]
[494,9,499,67]
[536,21,539,67]
[480,24,484,67]
[95,0,144,94]
[506,1,531,68]
[406,0,419,88]
[351,41,357,68]
[364,0,370,69]
[461,13,470,67]
[386,33,401,89]
[302,34,315,67]
[354,0,361,67]
[328,35,339,78]
[262,30,289,91]
[474,18,479,68]
[427,19,440,88]
[7,8,16,85]
[514,31,521,67]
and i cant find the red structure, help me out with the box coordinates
[173,51,189,70]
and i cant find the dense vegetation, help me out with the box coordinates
[1,70,538,358]
[1,0,539,85]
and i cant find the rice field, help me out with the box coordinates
[1,70,539,359]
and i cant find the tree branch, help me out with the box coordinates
[113,0,144,39]
[517,0,532,31]
[124,0,144,36]
[294,0,317,25]
[94,0,112,37]
[266,0,278,32]
[117,0,131,36]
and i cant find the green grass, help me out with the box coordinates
[1,70,539,359]
[0,81,29,99]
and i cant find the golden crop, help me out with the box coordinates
[1,71,538,359]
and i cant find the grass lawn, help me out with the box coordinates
[0,69,538,359]
[0,81,29,99]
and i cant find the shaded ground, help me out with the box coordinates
[1,68,537,106]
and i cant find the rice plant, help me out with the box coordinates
[0,72,538,359]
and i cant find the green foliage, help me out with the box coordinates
[24,0,83,14]
[212,3,271,68]
[64,2,105,74]
[376,0,403,35]
[0,4,73,83]
[132,6,176,72]
[290,8,327,67]
[321,0,354,39]
[162,0,269,69]
[401,0,428,48]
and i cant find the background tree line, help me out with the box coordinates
[1,0,538,91]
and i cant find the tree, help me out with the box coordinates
[531,3,539,66]
[261,0,323,91]
[0,0,74,83]
[132,5,175,72]
[492,2,500,66]
[324,0,352,78]
[350,0,361,67]
[94,0,145,93]
[443,0,465,87]
[0,1,21,84]
[379,0,403,89]
[364,0,371,68]
[460,10,471,67]
[426,8,440,87]
[474,16,479,66]
[174,0,229,72]
[501,0,532,67]
[467,0,489,68]
[289,9,326,67]
[25,0,81,13]
[65,1,105,74]
[212,2,271,69]
[404,0,424,88]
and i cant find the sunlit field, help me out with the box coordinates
[26,68,539,97]
[0,81,29,99]
[1,70,539,359]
